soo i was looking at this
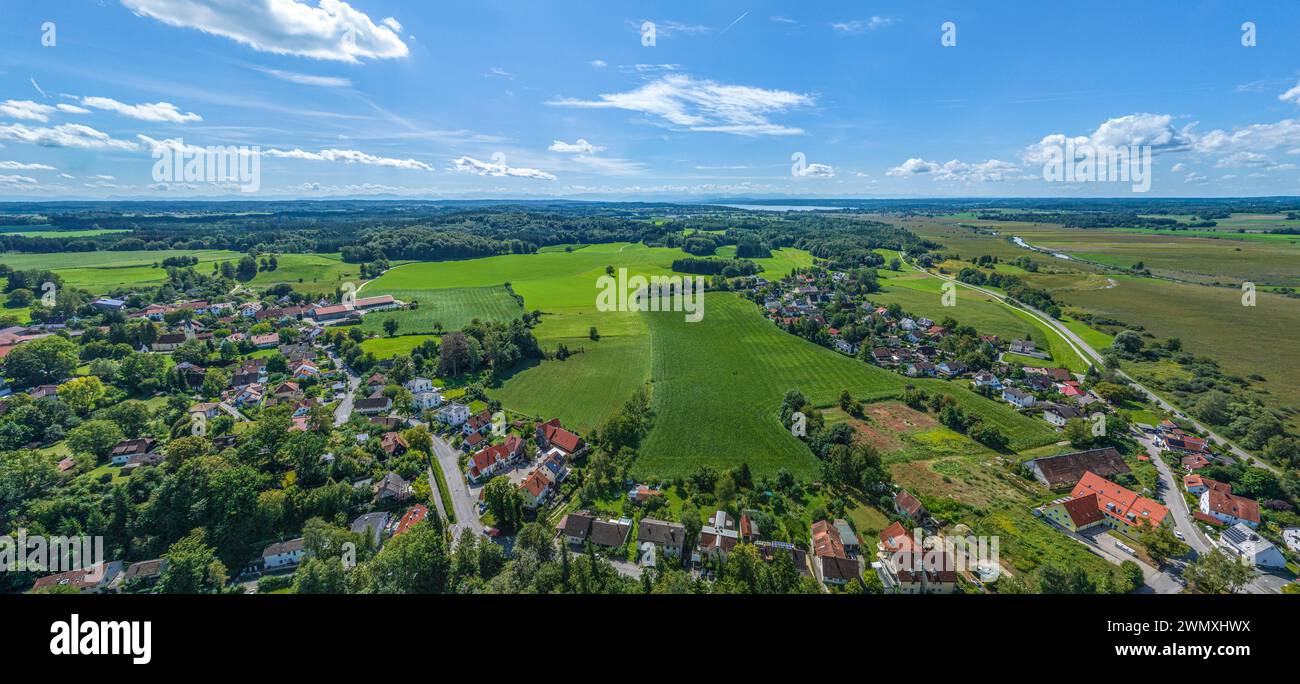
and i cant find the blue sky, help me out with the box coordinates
[2,0,1300,199]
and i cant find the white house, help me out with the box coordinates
[1199,489,1261,529]
[1003,387,1036,409]
[262,538,305,569]
[404,377,434,394]
[1283,528,1300,553]
[436,402,471,427]
[413,390,443,411]
[1042,404,1082,428]
[972,372,1002,390]
[1219,523,1286,569]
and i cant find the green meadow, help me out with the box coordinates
[359,243,1056,479]
[359,285,523,336]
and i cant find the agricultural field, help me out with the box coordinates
[634,293,1056,480]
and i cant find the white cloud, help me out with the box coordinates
[0,100,56,122]
[381,17,402,33]
[0,123,139,150]
[794,162,835,178]
[1171,162,1186,173]
[1213,151,1294,170]
[486,67,515,80]
[886,158,940,176]
[549,139,606,154]
[887,157,1020,181]
[252,66,351,87]
[0,175,38,185]
[0,161,56,170]
[451,156,556,180]
[121,0,409,63]
[590,60,607,68]
[137,135,209,156]
[549,74,812,136]
[264,147,433,170]
[80,96,202,123]
[638,19,712,38]
[831,17,894,34]
[1279,80,1300,106]
[1023,113,1193,164]
[1192,119,1300,155]
[57,104,90,114]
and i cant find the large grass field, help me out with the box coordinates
[360,243,1055,480]
[634,293,1057,480]
[365,243,817,432]
[358,285,523,336]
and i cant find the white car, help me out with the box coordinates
[1174,530,1185,541]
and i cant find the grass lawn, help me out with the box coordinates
[359,334,440,359]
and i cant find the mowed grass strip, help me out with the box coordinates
[360,286,524,335]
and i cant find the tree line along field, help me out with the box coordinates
[0,249,370,297]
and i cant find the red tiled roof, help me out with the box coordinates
[519,470,550,498]
[1071,471,1168,528]
[1204,489,1260,524]
[811,520,845,559]
[895,489,924,517]
[1061,493,1105,527]
[543,424,583,453]
[879,521,915,554]
[394,505,429,536]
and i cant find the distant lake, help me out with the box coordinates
[720,204,843,212]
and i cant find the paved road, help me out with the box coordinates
[1142,436,1212,554]
[430,433,484,537]
[329,351,361,427]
